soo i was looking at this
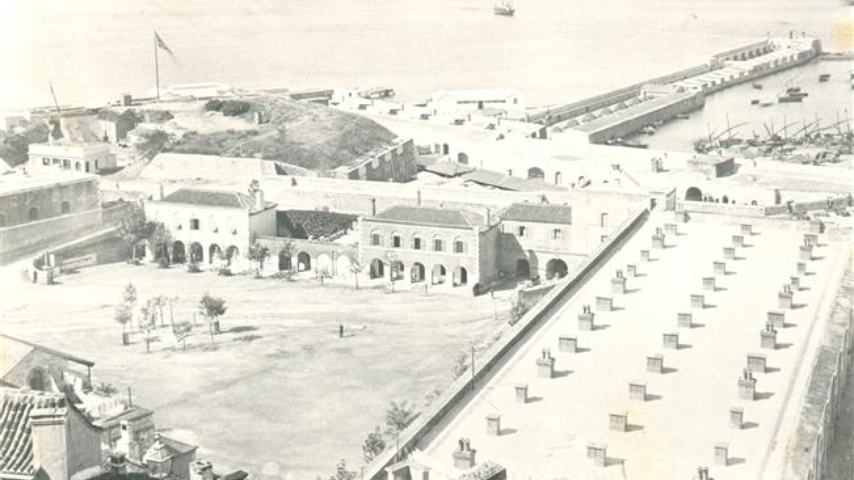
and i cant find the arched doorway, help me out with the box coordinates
[527,167,545,180]
[546,258,568,280]
[28,369,46,391]
[453,267,468,286]
[432,265,447,285]
[209,244,222,264]
[554,171,562,185]
[516,259,530,278]
[370,258,385,279]
[685,186,703,201]
[279,250,293,271]
[297,252,311,272]
[442,144,449,155]
[28,207,39,221]
[225,246,240,266]
[172,241,186,264]
[411,263,426,282]
[189,242,204,263]
[458,152,468,165]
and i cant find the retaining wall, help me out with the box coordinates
[363,207,650,480]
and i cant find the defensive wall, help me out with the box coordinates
[782,259,853,480]
[362,207,650,480]
[677,194,853,219]
[0,203,129,265]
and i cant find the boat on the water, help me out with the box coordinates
[819,73,831,82]
[494,0,515,16]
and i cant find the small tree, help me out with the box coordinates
[508,296,529,326]
[173,321,193,350]
[347,254,365,290]
[327,460,356,480]
[149,222,172,267]
[279,242,296,277]
[246,240,270,278]
[151,295,167,327]
[385,250,399,293]
[139,300,158,353]
[115,204,155,263]
[134,129,174,160]
[114,303,132,346]
[362,426,387,463]
[451,352,469,380]
[385,400,415,435]
[316,267,332,286]
[199,292,227,343]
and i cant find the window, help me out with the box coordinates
[190,218,200,230]
[61,201,70,214]
[392,235,401,248]
[42,158,49,166]
[28,207,39,221]
[433,238,443,252]
[517,226,526,237]
[75,162,81,171]
[371,233,381,246]
[553,229,563,240]
[52,158,60,165]
[454,240,465,254]
[412,237,422,250]
[62,159,71,170]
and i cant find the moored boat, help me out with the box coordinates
[494,0,515,16]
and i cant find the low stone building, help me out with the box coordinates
[0,388,104,480]
[333,138,417,183]
[358,205,500,291]
[27,141,116,174]
[497,202,576,280]
[144,183,277,268]
[0,333,94,394]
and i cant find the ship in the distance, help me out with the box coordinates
[494,0,515,16]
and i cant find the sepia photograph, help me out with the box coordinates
[0,1,852,479]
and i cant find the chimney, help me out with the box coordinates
[254,187,265,211]
[190,460,215,480]
[31,402,100,480]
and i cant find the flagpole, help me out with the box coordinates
[154,32,160,103]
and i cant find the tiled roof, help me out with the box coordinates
[499,202,573,225]
[422,162,474,178]
[373,205,485,228]
[461,169,565,192]
[0,334,94,380]
[0,390,66,477]
[144,433,198,462]
[162,189,255,209]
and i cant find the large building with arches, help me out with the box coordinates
[143,186,277,268]
[358,205,500,291]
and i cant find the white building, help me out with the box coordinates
[427,88,526,117]
[27,142,116,174]
[143,184,277,268]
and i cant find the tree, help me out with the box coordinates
[509,296,529,326]
[316,267,332,286]
[135,129,174,160]
[139,300,158,353]
[385,250,399,293]
[199,292,227,343]
[362,426,387,463]
[149,222,172,267]
[327,460,356,480]
[347,254,365,290]
[451,352,469,380]
[385,400,415,434]
[279,242,296,277]
[173,321,193,350]
[116,204,155,262]
[246,240,270,278]
[114,303,132,346]
[150,295,167,327]
[123,283,138,314]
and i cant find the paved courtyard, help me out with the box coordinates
[0,262,509,479]
[417,215,850,480]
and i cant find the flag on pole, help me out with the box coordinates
[154,32,177,61]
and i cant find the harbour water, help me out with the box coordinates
[631,58,853,151]
[0,0,849,112]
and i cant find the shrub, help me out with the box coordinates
[204,99,224,112]
[221,100,251,117]
[218,267,232,276]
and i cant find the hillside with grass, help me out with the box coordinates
[168,95,397,171]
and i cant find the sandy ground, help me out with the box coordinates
[0,262,509,479]
[417,214,850,480]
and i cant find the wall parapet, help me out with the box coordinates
[362,207,650,480]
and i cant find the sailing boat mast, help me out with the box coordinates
[154,32,160,103]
